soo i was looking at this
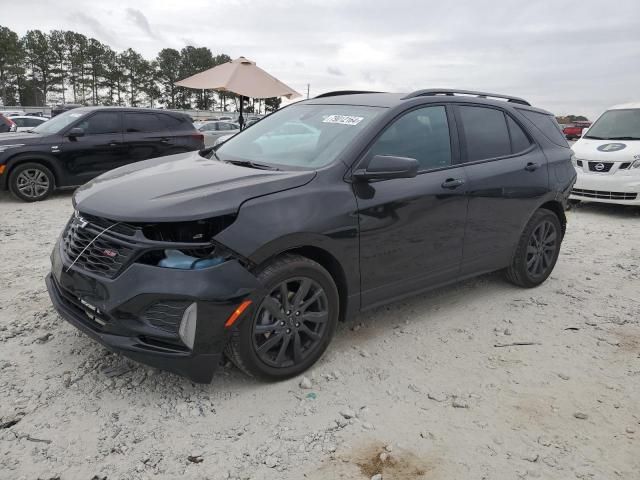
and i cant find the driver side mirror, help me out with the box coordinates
[67,127,85,138]
[353,155,419,181]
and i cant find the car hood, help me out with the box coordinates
[73,151,316,222]
[0,131,51,145]
[572,138,640,161]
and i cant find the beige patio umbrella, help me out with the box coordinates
[175,56,301,128]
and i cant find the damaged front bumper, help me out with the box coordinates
[46,232,261,383]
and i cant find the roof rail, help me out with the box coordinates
[314,90,382,99]
[402,89,531,106]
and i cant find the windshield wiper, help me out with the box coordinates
[607,136,640,140]
[224,159,280,171]
[583,135,607,139]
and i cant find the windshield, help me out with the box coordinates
[584,109,640,140]
[216,104,383,168]
[32,109,86,135]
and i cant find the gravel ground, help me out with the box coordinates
[0,191,639,480]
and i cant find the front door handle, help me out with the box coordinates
[108,142,121,147]
[160,137,171,143]
[525,162,540,172]
[441,178,465,189]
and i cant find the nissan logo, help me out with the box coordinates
[594,163,605,171]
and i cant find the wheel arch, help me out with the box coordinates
[255,243,351,323]
[539,199,567,237]
[3,153,62,189]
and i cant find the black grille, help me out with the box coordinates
[588,161,613,172]
[572,188,638,200]
[620,162,631,169]
[143,301,191,333]
[63,220,136,278]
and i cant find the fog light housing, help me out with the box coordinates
[179,302,198,349]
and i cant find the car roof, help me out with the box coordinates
[66,106,189,117]
[304,90,553,115]
[608,102,640,110]
[9,115,46,120]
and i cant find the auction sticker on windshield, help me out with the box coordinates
[322,115,364,125]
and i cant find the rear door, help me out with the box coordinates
[355,104,469,308]
[455,104,549,276]
[123,112,178,161]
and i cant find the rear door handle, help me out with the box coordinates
[108,142,121,147]
[160,137,171,143]
[525,162,540,172]
[441,178,465,189]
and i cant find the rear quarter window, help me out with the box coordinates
[517,109,568,147]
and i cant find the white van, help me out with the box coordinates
[570,102,640,206]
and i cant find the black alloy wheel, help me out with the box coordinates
[525,220,558,279]
[252,277,329,368]
[225,254,339,380]
[506,208,562,288]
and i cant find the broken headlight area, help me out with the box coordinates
[134,217,241,270]
[137,242,239,270]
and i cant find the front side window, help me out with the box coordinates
[368,106,452,170]
[460,106,511,161]
[584,109,640,140]
[216,104,382,169]
[77,112,121,135]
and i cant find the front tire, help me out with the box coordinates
[506,208,562,288]
[226,254,339,380]
[8,162,55,202]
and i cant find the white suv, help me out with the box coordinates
[571,102,640,206]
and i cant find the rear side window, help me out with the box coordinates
[459,106,511,161]
[78,112,121,135]
[517,109,568,147]
[124,113,166,133]
[159,114,184,129]
[506,115,532,153]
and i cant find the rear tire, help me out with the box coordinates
[225,254,339,380]
[506,208,562,288]
[8,162,55,202]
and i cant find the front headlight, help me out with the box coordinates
[571,154,584,167]
[0,144,25,153]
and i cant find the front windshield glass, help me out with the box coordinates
[216,104,383,168]
[585,109,640,140]
[32,109,86,135]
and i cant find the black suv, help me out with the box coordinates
[46,90,576,382]
[0,107,204,201]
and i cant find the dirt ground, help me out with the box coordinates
[0,191,638,480]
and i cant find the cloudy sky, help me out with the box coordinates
[3,0,640,119]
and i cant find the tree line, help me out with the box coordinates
[0,25,282,113]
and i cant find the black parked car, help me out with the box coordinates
[0,107,204,201]
[46,90,576,383]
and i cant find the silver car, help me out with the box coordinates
[8,115,48,132]
[198,121,240,146]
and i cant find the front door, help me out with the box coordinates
[355,105,469,308]
[60,111,125,185]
